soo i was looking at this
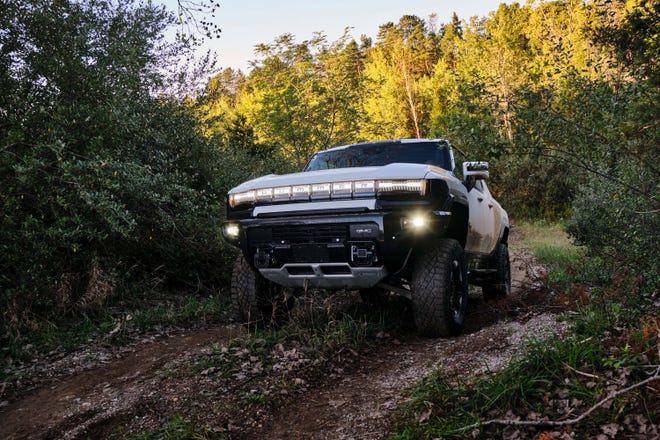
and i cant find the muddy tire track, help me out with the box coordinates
[240,308,565,439]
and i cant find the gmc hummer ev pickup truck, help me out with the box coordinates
[222,139,510,337]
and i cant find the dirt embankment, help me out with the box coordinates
[1,237,568,439]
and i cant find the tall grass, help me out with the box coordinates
[516,221,610,289]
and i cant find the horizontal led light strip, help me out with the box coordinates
[229,179,426,207]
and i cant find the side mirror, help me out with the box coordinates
[463,161,489,180]
[462,161,489,190]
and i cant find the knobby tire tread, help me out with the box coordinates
[412,239,467,338]
[231,256,260,323]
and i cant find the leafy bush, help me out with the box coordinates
[0,0,238,346]
[566,161,659,293]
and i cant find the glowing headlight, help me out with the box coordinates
[402,215,427,230]
[222,223,240,238]
[411,216,426,228]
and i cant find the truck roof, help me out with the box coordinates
[320,138,451,154]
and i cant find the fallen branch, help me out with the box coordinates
[447,367,660,434]
[564,363,601,380]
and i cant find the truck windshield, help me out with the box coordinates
[304,141,453,172]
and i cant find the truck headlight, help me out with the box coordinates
[411,216,426,228]
[401,215,428,230]
[222,223,240,239]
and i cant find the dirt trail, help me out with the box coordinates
[243,317,565,440]
[1,234,567,439]
[1,326,242,440]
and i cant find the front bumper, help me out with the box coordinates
[259,264,389,289]
[222,208,452,290]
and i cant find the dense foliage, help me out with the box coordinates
[0,0,243,344]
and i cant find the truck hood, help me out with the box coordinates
[229,163,457,194]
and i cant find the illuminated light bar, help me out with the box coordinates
[255,187,273,202]
[332,181,353,198]
[272,186,291,201]
[311,183,331,199]
[353,180,375,196]
[228,179,427,208]
[292,185,311,200]
[229,190,255,207]
[377,179,427,195]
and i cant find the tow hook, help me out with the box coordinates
[351,243,377,266]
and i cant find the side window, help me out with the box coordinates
[474,180,485,193]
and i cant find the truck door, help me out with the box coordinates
[465,180,498,255]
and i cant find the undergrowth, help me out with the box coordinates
[1,291,229,367]
[128,415,229,440]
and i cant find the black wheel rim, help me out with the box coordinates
[450,259,465,322]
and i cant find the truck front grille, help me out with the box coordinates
[269,224,347,244]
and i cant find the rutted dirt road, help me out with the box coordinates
[1,235,568,439]
[244,313,565,440]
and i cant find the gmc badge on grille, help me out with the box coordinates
[350,224,378,238]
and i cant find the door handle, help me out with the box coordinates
[488,203,494,209]
[477,197,484,202]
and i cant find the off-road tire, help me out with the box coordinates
[411,239,468,337]
[482,243,511,301]
[231,256,293,327]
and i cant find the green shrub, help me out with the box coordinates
[0,0,242,348]
[566,161,659,293]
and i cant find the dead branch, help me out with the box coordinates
[447,366,660,434]
[564,363,602,380]
[630,209,660,214]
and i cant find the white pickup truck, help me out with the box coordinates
[222,139,510,337]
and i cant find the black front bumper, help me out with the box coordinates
[223,209,452,289]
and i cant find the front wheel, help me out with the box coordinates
[231,256,293,327]
[411,239,468,337]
